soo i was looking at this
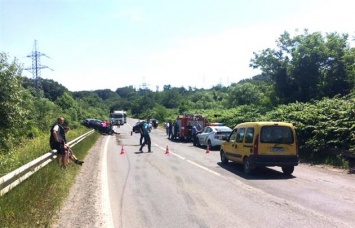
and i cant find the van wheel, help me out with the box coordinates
[282,166,294,175]
[243,157,254,175]
[220,151,228,164]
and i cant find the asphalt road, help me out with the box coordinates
[102,119,355,228]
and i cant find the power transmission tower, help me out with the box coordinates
[24,40,53,97]
[139,77,150,92]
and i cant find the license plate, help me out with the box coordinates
[271,147,285,152]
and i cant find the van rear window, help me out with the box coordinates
[260,126,294,144]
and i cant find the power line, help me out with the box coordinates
[24,40,53,96]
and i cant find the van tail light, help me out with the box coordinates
[253,134,259,155]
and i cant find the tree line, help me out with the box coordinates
[1,30,354,162]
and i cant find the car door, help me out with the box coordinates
[232,127,246,163]
[223,129,238,161]
[198,126,211,145]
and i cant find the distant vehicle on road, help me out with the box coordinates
[110,110,127,125]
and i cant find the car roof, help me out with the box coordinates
[233,122,294,129]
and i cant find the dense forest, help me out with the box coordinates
[1,30,354,166]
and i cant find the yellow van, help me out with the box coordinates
[220,122,299,175]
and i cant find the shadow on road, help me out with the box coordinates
[217,162,296,180]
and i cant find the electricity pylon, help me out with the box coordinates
[24,40,53,97]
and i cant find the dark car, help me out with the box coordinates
[82,118,95,128]
[88,119,103,130]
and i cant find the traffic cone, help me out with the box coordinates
[165,145,170,154]
[120,145,125,155]
[206,144,210,154]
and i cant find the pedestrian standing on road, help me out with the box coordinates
[196,123,202,132]
[165,122,169,136]
[139,120,145,145]
[186,122,193,141]
[168,121,173,139]
[139,118,152,153]
[49,117,69,169]
[192,124,198,146]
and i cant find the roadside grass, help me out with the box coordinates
[0,129,100,227]
[0,127,90,176]
[299,150,349,169]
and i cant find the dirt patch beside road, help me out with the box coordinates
[51,137,106,228]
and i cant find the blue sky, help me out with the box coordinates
[1,0,354,92]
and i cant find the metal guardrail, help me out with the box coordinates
[0,130,94,196]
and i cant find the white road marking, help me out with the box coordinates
[102,137,114,228]
[155,144,225,179]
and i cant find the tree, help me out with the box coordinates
[28,98,58,133]
[41,78,69,101]
[160,88,182,109]
[115,86,137,98]
[55,92,76,110]
[320,32,355,97]
[250,30,355,104]
[95,89,119,100]
[163,84,171,91]
[226,83,264,107]
[0,53,31,151]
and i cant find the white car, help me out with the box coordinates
[196,124,233,148]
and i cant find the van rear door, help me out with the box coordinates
[259,125,296,156]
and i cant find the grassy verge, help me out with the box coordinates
[0,127,91,176]
[299,150,349,169]
[0,130,100,227]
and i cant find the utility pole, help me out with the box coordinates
[24,40,53,97]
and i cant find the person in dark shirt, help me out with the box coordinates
[49,117,69,169]
[186,122,193,141]
[139,118,152,153]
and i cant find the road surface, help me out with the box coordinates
[52,118,355,228]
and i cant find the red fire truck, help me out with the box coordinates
[173,113,207,141]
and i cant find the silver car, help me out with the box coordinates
[196,124,233,148]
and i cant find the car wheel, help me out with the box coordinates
[220,150,228,164]
[243,157,255,175]
[197,138,201,147]
[282,166,294,175]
